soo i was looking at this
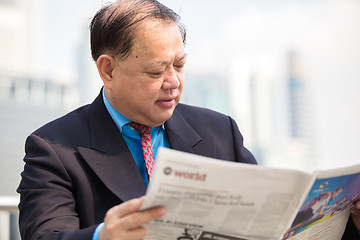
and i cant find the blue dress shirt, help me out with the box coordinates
[102,89,170,186]
[93,89,170,240]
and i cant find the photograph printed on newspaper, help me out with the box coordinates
[284,169,360,240]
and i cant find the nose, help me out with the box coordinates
[162,67,180,90]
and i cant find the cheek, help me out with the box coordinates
[178,72,184,83]
[139,82,163,100]
[178,76,184,90]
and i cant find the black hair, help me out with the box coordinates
[90,0,186,61]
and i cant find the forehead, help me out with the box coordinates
[132,19,184,53]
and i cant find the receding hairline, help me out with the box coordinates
[103,0,179,26]
[104,0,135,19]
[112,2,183,55]
[126,19,185,63]
[90,0,186,61]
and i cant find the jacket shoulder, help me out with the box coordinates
[30,103,93,145]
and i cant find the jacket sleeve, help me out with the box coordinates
[341,217,360,240]
[17,134,96,240]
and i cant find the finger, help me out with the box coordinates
[121,225,147,240]
[102,206,166,239]
[350,201,360,216]
[118,205,166,230]
[105,196,146,223]
[354,201,360,209]
[118,196,146,218]
[100,223,148,240]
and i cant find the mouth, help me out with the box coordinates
[156,96,177,108]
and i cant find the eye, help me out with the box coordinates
[147,71,164,77]
[174,58,186,72]
[174,64,184,71]
[145,70,165,78]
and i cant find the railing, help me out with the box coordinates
[0,196,20,240]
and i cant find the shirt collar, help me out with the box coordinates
[102,88,165,133]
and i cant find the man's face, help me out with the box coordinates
[106,20,186,127]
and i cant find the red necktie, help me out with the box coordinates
[128,122,155,179]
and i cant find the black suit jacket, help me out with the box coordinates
[17,92,257,240]
[17,92,358,239]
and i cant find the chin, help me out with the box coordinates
[155,109,175,124]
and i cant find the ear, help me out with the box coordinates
[96,54,116,89]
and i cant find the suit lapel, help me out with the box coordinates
[165,105,216,158]
[78,147,146,201]
[78,93,146,202]
[78,96,215,202]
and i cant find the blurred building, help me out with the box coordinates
[0,1,96,238]
[229,50,317,170]
[76,19,103,105]
[286,51,316,165]
[0,0,47,82]
[181,72,232,116]
[0,0,75,197]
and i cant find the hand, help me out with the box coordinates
[350,200,360,230]
[99,196,166,240]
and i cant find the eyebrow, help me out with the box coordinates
[147,54,187,68]
[176,54,187,62]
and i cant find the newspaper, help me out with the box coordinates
[141,148,360,240]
